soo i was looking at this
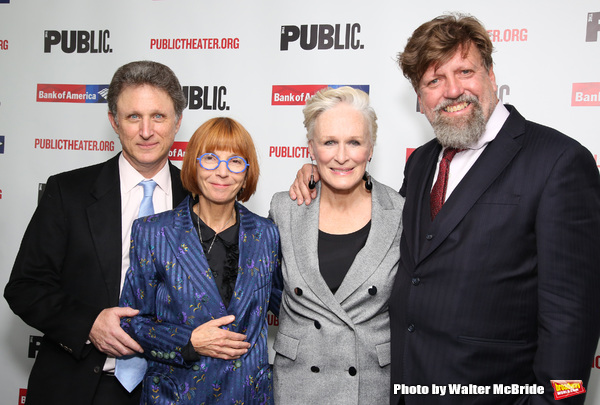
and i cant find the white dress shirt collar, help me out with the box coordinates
[468,102,510,150]
[118,154,172,198]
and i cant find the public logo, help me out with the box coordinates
[182,86,229,111]
[34,138,115,152]
[0,135,4,154]
[497,84,511,104]
[44,30,111,53]
[150,37,239,50]
[269,146,310,159]
[28,335,42,358]
[571,83,600,106]
[280,23,363,51]
[550,380,585,400]
[0,39,7,50]
[37,84,109,103]
[272,84,369,106]
[169,141,188,161]
[267,313,279,326]
[487,28,528,42]
[586,12,600,42]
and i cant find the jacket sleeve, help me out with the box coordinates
[531,142,600,404]
[120,219,195,367]
[4,175,102,360]
[267,222,282,317]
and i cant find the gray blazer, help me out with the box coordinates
[270,179,404,405]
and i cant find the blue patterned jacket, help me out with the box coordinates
[120,196,281,404]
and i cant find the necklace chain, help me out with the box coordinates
[195,205,235,255]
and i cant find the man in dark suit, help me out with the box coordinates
[290,14,600,405]
[4,61,189,405]
[389,14,600,404]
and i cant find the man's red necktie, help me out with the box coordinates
[430,148,462,220]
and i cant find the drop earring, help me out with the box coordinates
[364,159,373,191]
[308,157,316,190]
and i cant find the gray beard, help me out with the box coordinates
[431,97,488,149]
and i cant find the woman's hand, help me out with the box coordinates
[191,315,251,359]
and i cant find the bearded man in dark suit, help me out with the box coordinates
[389,14,600,405]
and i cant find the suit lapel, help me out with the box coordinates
[291,184,355,326]
[87,155,122,306]
[163,198,226,317]
[417,107,525,264]
[335,180,401,303]
[87,157,190,306]
[227,204,266,314]
[404,142,440,268]
[168,161,188,206]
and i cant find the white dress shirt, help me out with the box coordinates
[102,155,173,372]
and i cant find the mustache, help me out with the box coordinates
[434,94,480,113]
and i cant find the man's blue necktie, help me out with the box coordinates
[137,179,157,218]
[115,179,157,392]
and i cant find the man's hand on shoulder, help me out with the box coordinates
[89,307,143,357]
[289,163,318,205]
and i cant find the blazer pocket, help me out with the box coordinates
[458,335,527,346]
[143,371,180,402]
[375,342,391,367]
[273,331,299,361]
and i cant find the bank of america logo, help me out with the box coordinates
[98,88,109,100]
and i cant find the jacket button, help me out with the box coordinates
[314,320,321,329]
[294,287,303,296]
[412,277,420,286]
[368,286,377,296]
[311,366,320,373]
[192,365,200,371]
[408,324,415,332]
[425,234,433,241]
[349,366,357,376]
[93,366,101,374]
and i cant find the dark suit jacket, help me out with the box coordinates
[4,154,188,405]
[390,105,600,405]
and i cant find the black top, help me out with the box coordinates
[183,198,240,362]
[318,221,371,294]
[189,197,240,308]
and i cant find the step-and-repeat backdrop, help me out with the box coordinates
[1,1,599,403]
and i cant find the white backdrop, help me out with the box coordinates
[1,1,600,403]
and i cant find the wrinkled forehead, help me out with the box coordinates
[116,84,175,110]
[434,43,483,72]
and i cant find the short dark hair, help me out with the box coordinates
[107,60,186,121]
[181,117,259,203]
[398,14,494,91]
